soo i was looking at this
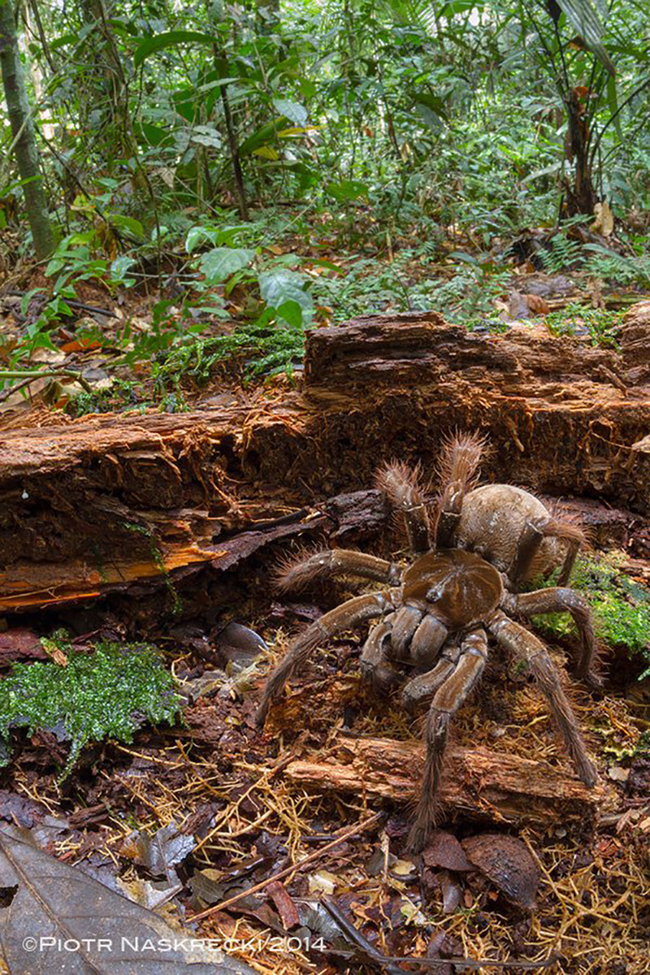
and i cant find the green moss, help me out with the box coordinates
[0,637,182,778]
[531,551,650,679]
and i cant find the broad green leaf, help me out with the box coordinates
[108,214,144,240]
[254,146,279,160]
[133,31,215,67]
[555,0,615,75]
[415,102,443,131]
[324,180,369,202]
[272,98,308,125]
[199,248,255,283]
[259,270,313,324]
[239,120,285,157]
[110,257,137,286]
[440,1,486,16]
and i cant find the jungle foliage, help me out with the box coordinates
[0,0,649,400]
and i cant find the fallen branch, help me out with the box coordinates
[284,734,607,827]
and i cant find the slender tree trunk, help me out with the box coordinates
[0,0,54,259]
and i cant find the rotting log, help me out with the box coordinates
[284,734,608,828]
[1,310,650,614]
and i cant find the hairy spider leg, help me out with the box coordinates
[488,611,597,787]
[400,640,462,709]
[508,515,585,590]
[434,433,486,548]
[276,547,402,592]
[510,588,600,685]
[376,461,431,555]
[256,590,398,726]
[408,628,488,852]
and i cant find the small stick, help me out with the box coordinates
[189,811,382,922]
[322,897,558,971]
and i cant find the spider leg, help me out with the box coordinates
[508,514,585,590]
[488,611,597,787]
[434,432,485,548]
[376,461,431,555]
[256,590,397,726]
[408,629,488,852]
[276,547,401,592]
[509,588,599,685]
[401,640,461,709]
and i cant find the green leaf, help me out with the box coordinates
[133,31,215,67]
[108,214,144,240]
[110,257,137,286]
[276,300,303,328]
[272,98,308,125]
[324,180,369,202]
[239,121,285,157]
[555,0,615,75]
[199,248,255,283]
[258,270,313,324]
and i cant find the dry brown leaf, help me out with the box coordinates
[461,833,540,911]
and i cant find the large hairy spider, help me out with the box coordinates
[256,435,599,851]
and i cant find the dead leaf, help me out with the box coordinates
[308,869,339,895]
[0,825,255,973]
[128,823,196,881]
[592,200,614,236]
[422,830,473,872]
[461,834,540,911]
[439,870,463,914]
[523,293,550,316]
[266,880,299,929]
[0,629,47,665]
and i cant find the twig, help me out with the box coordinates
[5,289,118,318]
[321,896,558,971]
[0,369,93,401]
[189,811,382,922]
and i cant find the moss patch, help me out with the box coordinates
[531,551,650,679]
[0,638,182,778]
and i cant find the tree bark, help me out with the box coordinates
[0,0,54,259]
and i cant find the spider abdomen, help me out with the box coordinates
[402,549,503,628]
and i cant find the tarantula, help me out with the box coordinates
[256,435,599,852]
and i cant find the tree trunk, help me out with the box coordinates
[0,0,54,259]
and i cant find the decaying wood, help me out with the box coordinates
[1,310,650,613]
[284,734,608,828]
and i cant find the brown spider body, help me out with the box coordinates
[257,434,600,852]
[457,484,571,581]
[402,549,503,626]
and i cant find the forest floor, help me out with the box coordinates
[0,214,649,973]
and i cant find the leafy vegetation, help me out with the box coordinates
[0,0,649,404]
[0,638,182,778]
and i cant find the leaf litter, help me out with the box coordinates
[0,565,646,972]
